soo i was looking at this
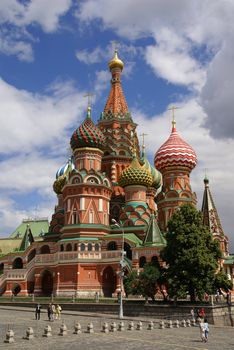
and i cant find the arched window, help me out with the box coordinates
[139,256,146,268]
[40,245,50,254]
[74,243,77,251]
[0,263,4,274]
[94,243,99,251]
[87,243,92,251]
[151,256,160,267]
[12,257,23,269]
[60,244,64,252]
[80,243,85,251]
[107,241,117,251]
[124,242,132,260]
[66,243,72,251]
[72,209,78,224]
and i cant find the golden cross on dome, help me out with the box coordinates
[84,92,94,108]
[168,106,180,128]
[111,40,119,52]
[140,133,148,150]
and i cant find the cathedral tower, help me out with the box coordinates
[154,118,197,231]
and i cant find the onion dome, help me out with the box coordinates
[70,107,105,151]
[53,175,66,195]
[141,152,162,189]
[108,49,124,71]
[119,156,153,188]
[56,157,75,179]
[154,122,197,172]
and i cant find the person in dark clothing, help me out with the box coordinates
[35,303,41,320]
[47,303,52,321]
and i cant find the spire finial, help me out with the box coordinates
[108,42,124,71]
[140,133,148,156]
[84,92,94,118]
[204,169,209,185]
[168,106,180,131]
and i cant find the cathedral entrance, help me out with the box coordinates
[41,270,53,296]
[102,266,116,297]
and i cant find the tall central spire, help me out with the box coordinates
[100,50,131,120]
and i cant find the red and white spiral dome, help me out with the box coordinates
[154,124,197,172]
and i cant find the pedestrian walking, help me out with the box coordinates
[204,318,209,342]
[47,303,52,321]
[190,308,195,318]
[199,319,205,342]
[35,303,41,320]
[55,304,62,320]
[51,303,56,321]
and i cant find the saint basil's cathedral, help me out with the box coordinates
[0,51,233,297]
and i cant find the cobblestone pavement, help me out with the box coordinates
[0,306,233,350]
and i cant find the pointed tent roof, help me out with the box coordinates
[144,215,166,247]
[19,224,34,251]
[201,176,224,237]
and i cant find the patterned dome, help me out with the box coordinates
[70,107,105,151]
[119,156,153,188]
[56,157,75,179]
[141,153,162,189]
[154,124,197,172]
[53,175,66,195]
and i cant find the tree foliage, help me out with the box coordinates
[124,263,163,301]
[160,204,226,302]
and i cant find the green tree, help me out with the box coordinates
[124,263,161,301]
[161,204,223,302]
[214,269,233,293]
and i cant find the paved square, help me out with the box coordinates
[0,306,233,350]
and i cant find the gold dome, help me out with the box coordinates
[141,154,162,189]
[119,156,153,188]
[53,175,66,195]
[108,50,124,71]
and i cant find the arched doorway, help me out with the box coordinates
[12,284,21,295]
[139,256,146,268]
[41,270,53,296]
[102,266,116,297]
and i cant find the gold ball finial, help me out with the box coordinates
[108,49,124,71]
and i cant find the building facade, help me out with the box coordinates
[0,51,233,297]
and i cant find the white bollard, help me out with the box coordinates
[159,320,165,329]
[181,319,186,327]
[25,327,34,340]
[174,320,180,328]
[110,322,117,332]
[118,321,125,331]
[128,321,134,331]
[4,330,15,343]
[186,319,191,327]
[102,322,109,333]
[136,321,142,331]
[191,318,196,327]
[59,323,68,336]
[87,322,94,334]
[147,321,154,330]
[167,320,173,329]
[43,325,52,337]
[74,322,82,334]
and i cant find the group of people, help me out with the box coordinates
[35,303,62,321]
[191,307,209,343]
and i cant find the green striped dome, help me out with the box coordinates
[141,154,162,189]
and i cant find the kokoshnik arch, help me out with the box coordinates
[0,51,233,297]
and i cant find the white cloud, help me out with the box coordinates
[0,0,72,60]
[0,78,86,154]
[77,0,234,139]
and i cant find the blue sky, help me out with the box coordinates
[0,0,234,251]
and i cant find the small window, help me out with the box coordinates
[80,243,85,251]
[94,244,99,251]
[87,243,92,251]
